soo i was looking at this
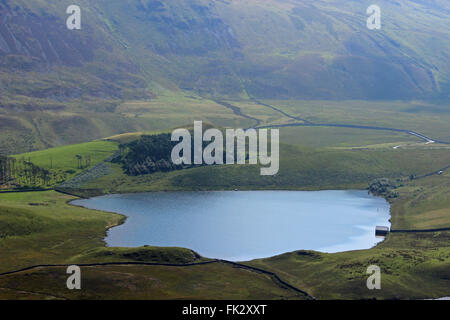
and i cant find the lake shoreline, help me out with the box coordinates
[71,190,391,261]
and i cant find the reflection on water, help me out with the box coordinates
[72,190,390,261]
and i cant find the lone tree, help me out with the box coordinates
[75,155,83,169]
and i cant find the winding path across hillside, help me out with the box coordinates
[248,97,450,145]
[213,99,262,127]
[248,96,313,124]
[209,93,449,145]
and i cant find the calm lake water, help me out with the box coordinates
[72,190,390,261]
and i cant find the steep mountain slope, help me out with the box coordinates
[0,0,449,153]
[2,0,449,100]
[221,0,449,99]
[87,0,450,99]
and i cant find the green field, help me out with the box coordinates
[64,143,450,196]
[0,191,122,272]
[279,126,419,148]
[2,94,449,155]
[264,100,450,142]
[5,140,118,189]
[13,140,118,172]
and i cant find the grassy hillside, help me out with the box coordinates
[3,140,119,188]
[4,126,448,196]
[249,232,450,300]
[2,0,449,100]
[264,99,450,142]
[1,0,449,153]
[59,142,450,196]
[390,174,450,229]
[13,141,118,172]
[0,191,123,272]
[0,263,307,300]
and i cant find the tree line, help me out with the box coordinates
[0,156,54,188]
[115,134,188,176]
[0,152,97,189]
[115,133,245,176]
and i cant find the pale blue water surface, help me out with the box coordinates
[72,190,390,261]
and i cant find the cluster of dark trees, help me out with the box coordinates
[0,156,53,187]
[0,156,12,185]
[368,178,398,198]
[116,133,246,176]
[116,134,189,176]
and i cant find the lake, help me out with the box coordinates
[72,190,390,261]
